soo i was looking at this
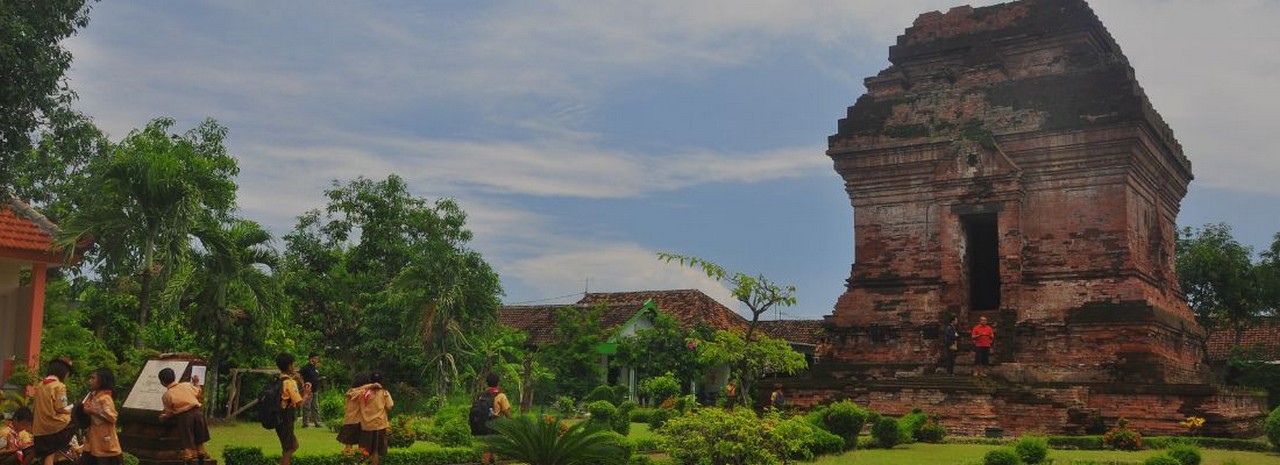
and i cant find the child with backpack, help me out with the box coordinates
[473,373,510,464]
[158,367,210,465]
[31,359,76,465]
[356,373,393,465]
[273,353,308,465]
[337,373,370,455]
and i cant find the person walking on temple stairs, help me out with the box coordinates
[971,316,995,376]
[940,316,960,375]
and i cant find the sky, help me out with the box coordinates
[61,0,1280,320]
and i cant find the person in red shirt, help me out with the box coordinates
[971,316,995,376]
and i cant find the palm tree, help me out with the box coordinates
[164,217,282,414]
[469,325,527,393]
[478,415,628,465]
[56,117,239,348]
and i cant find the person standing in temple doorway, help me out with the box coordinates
[940,316,960,375]
[299,353,321,428]
[971,316,995,376]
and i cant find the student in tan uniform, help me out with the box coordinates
[337,373,370,455]
[80,368,121,465]
[357,372,393,465]
[158,368,210,465]
[31,360,75,465]
[0,408,33,465]
[274,353,308,465]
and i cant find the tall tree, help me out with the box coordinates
[539,304,612,400]
[9,108,110,222]
[164,217,283,414]
[657,253,799,406]
[56,117,240,348]
[0,0,96,187]
[281,175,501,393]
[1176,223,1263,341]
[614,311,710,388]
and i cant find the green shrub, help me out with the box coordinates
[1013,435,1049,464]
[630,407,657,424]
[801,424,845,457]
[648,407,673,430]
[555,395,578,417]
[1267,404,1280,451]
[613,384,630,403]
[870,415,900,449]
[586,385,619,404]
[917,421,946,443]
[817,400,869,450]
[1047,435,1104,449]
[898,410,928,443]
[1181,436,1271,451]
[639,373,680,405]
[587,400,620,434]
[1166,443,1201,465]
[479,415,628,465]
[224,446,270,465]
[631,437,660,452]
[1142,455,1181,465]
[387,415,417,448]
[659,408,795,464]
[1103,418,1143,450]
[430,414,472,447]
[318,389,345,421]
[983,447,1022,465]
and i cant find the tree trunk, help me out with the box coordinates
[137,268,151,349]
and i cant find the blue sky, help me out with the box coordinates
[63,1,1280,319]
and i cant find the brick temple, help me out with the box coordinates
[789,0,1267,437]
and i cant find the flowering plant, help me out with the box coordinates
[1178,416,1205,436]
[1102,417,1143,450]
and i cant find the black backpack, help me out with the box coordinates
[468,391,496,435]
[257,377,284,429]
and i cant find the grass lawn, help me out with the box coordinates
[204,421,1280,465]
[808,442,1280,465]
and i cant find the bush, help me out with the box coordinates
[613,384,630,403]
[387,415,417,448]
[639,373,680,405]
[1103,418,1143,450]
[870,415,900,449]
[1013,435,1049,464]
[816,400,869,450]
[318,389,345,422]
[898,410,928,443]
[587,400,620,433]
[1142,455,1181,465]
[555,395,578,417]
[630,407,657,424]
[1267,404,1280,451]
[659,408,796,465]
[480,415,628,465]
[1166,443,1201,465]
[1047,435,1105,450]
[631,437,660,452]
[917,421,946,443]
[800,424,845,457]
[647,407,672,430]
[983,447,1022,465]
[615,400,637,436]
[430,415,472,448]
[224,446,270,465]
[586,385,619,404]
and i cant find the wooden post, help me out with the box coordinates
[25,262,47,369]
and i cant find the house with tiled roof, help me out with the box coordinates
[0,193,83,381]
[1206,319,1280,363]
[757,319,825,366]
[501,289,760,400]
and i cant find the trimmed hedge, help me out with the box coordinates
[1267,404,1280,451]
[223,445,480,465]
[983,447,1022,465]
[1046,435,1270,452]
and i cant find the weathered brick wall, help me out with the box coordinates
[811,0,1263,436]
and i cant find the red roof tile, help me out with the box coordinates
[0,195,72,264]
[1206,319,1280,361]
[578,289,748,333]
[498,302,640,346]
[757,320,825,345]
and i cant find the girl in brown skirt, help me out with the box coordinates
[79,368,122,465]
[337,373,370,454]
[356,372,393,465]
[158,368,210,465]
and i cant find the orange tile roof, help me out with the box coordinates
[1206,319,1280,361]
[498,302,639,346]
[757,319,825,345]
[0,196,72,264]
[578,289,748,333]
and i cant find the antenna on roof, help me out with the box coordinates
[584,278,589,296]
